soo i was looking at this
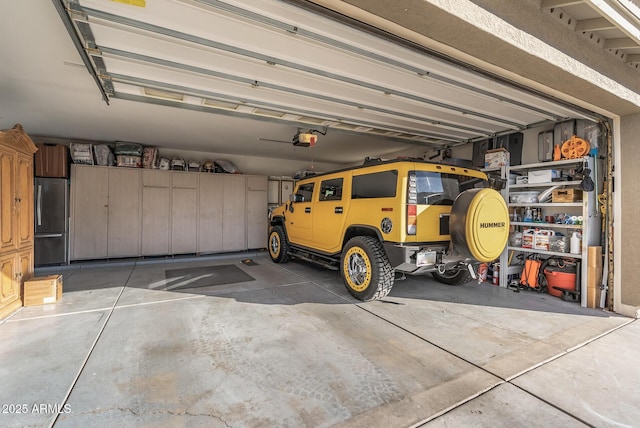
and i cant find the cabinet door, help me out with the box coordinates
[18,247,33,282]
[223,175,246,251]
[142,170,170,256]
[267,180,280,204]
[0,148,16,252]
[0,252,19,319]
[247,176,267,249]
[171,172,198,254]
[281,180,294,204]
[198,174,224,253]
[107,168,141,258]
[16,153,34,249]
[71,166,109,260]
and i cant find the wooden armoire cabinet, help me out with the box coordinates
[0,124,37,319]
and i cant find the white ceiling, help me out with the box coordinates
[0,0,609,167]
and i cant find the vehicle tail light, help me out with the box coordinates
[407,172,417,235]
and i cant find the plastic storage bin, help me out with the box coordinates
[509,191,540,204]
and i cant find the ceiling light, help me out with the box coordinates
[143,87,184,101]
[253,108,286,117]
[202,99,240,110]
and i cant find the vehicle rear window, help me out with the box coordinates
[352,170,397,199]
[414,172,465,205]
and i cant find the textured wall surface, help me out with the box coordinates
[621,113,640,307]
[335,0,640,115]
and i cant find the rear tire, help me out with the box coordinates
[268,226,290,263]
[340,236,394,301]
[432,266,473,285]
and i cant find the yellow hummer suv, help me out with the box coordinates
[268,159,509,301]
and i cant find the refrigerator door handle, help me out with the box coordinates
[37,184,42,226]
[35,233,64,238]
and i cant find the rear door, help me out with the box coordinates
[285,181,315,247]
[412,170,459,243]
[312,176,347,253]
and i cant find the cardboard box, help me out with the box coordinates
[484,148,510,168]
[23,275,63,306]
[586,265,603,308]
[587,286,602,309]
[552,188,583,203]
[588,246,603,268]
[528,169,560,184]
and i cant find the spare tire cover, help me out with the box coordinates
[450,188,509,262]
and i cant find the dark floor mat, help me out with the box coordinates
[164,264,254,290]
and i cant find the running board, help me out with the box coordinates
[288,246,340,270]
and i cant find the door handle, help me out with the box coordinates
[335,207,343,214]
[35,233,64,238]
[305,207,311,213]
[37,184,42,226]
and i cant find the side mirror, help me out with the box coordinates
[289,193,304,203]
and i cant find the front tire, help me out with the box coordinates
[268,226,290,263]
[340,236,394,301]
[431,266,473,285]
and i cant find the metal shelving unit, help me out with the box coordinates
[497,156,600,306]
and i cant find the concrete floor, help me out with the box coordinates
[0,252,637,427]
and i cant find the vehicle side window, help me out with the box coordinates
[319,178,343,201]
[296,182,315,202]
[352,170,397,199]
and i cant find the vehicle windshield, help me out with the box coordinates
[415,172,488,205]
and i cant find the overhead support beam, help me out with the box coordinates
[626,54,640,63]
[540,0,585,9]
[604,37,638,49]
[575,17,616,31]
[582,0,640,45]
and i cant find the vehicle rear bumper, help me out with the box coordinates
[383,242,471,274]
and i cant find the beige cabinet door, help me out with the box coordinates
[142,170,170,256]
[171,172,198,254]
[198,173,224,253]
[0,148,16,252]
[16,153,34,249]
[247,176,267,249]
[107,168,141,258]
[72,165,109,260]
[223,175,246,251]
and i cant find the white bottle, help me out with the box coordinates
[570,232,581,254]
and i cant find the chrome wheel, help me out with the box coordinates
[347,251,368,286]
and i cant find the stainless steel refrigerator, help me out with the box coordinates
[34,177,69,266]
